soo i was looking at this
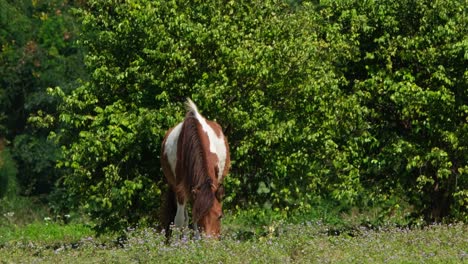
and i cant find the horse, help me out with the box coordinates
[160,98,230,238]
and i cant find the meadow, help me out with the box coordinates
[1,1,467,263]
[1,213,466,263]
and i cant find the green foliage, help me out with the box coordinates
[0,148,18,199]
[12,135,60,195]
[49,0,468,233]
[0,147,52,227]
[328,0,468,221]
[0,0,85,195]
[0,193,50,229]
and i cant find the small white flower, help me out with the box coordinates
[4,212,14,217]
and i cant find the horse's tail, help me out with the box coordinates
[185,98,199,114]
[160,185,177,240]
[185,98,208,128]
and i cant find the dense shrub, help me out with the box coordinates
[48,0,467,232]
[329,0,468,221]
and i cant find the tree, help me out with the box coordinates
[52,0,467,233]
[0,0,85,195]
[328,0,468,221]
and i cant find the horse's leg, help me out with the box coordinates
[184,206,189,227]
[193,223,201,239]
[174,202,187,227]
[160,186,177,241]
[173,201,192,240]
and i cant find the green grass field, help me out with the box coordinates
[1,218,466,263]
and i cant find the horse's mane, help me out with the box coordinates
[176,101,216,222]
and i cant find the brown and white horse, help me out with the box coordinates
[160,99,230,238]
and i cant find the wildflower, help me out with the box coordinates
[4,212,14,217]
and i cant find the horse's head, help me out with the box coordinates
[193,181,225,238]
[198,196,222,237]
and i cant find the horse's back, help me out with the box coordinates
[161,108,230,186]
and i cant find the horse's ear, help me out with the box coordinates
[215,184,225,201]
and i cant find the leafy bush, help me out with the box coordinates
[49,0,467,232]
[327,0,468,221]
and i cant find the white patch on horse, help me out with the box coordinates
[210,131,227,182]
[186,100,227,182]
[164,122,183,178]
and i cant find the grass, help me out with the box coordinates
[0,222,93,245]
[1,190,465,263]
[0,216,466,263]
[0,183,465,263]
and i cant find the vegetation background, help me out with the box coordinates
[0,0,467,247]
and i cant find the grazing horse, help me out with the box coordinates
[160,99,230,238]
